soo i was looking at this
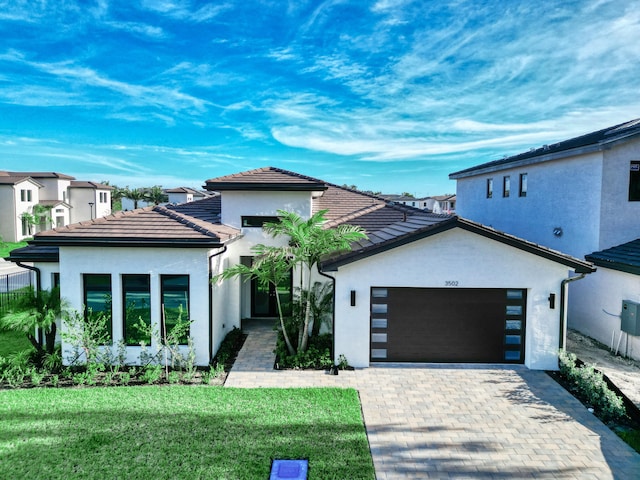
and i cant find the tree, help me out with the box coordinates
[125,188,146,209]
[145,185,168,205]
[401,192,415,198]
[102,181,127,211]
[0,286,61,358]
[214,247,297,355]
[263,209,367,352]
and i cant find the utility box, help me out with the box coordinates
[621,300,640,336]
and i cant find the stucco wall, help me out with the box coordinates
[0,187,17,242]
[220,191,312,228]
[455,152,604,259]
[331,228,573,370]
[569,268,640,360]
[59,246,212,365]
[599,137,640,251]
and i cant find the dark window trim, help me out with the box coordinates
[160,274,190,345]
[241,216,280,228]
[122,274,151,346]
[503,176,510,198]
[519,173,528,197]
[83,273,112,342]
[629,161,640,202]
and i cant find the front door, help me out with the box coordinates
[251,271,292,317]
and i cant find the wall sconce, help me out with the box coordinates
[548,293,556,309]
[350,290,356,307]
[553,227,563,237]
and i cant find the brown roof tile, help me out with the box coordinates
[204,166,327,191]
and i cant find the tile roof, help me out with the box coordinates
[449,118,640,178]
[0,175,43,186]
[321,215,595,274]
[586,239,640,275]
[30,196,238,247]
[204,166,328,191]
[69,181,113,189]
[2,171,76,180]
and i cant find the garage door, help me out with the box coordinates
[370,287,526,363]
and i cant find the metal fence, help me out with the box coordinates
[0,270,34,316]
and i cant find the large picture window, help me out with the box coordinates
[123,274,151,345]
[161,275,190,344]
[629,161,640,201]
[83,274,112,341]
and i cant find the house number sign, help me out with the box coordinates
[445,281,459,286]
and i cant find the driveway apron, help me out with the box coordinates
[226,321,640,479]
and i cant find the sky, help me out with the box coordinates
[0,0,639,197]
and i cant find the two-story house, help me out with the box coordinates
[449,118,640,359]
[0,172,112,242]
[9,167,592,370]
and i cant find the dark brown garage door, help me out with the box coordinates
[370,288,526,363]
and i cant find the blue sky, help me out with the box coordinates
[0,0,638,196]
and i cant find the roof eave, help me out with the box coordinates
[31,237,226,248]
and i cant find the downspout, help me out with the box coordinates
[208,246,227,364]
[317,264,337,366]
[16,262,43,346]
[559,273,587,351]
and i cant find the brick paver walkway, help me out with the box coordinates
[226,319,640,479]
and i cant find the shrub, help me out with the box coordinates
[275,333,333,369]
[558,349,626,422]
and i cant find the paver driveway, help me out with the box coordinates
[226,321,640,479]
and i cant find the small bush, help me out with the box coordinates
[141,364,162,384]
[558,350,626,422]
[275,333,333,369]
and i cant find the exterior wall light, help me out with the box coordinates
[350,290,356,306]
[553,227,563,237]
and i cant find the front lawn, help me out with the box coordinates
[0,386,374,479]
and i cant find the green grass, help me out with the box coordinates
[619,429,640,454]
[0,330,32,357]
[0,240,29,258]
[0,386,375,479]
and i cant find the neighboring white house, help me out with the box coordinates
[10,167,593,370]
[381,194,456,213]
[449,118,640,359]
[166,187,209,204]
[0,171,112,242]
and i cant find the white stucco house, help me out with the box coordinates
[449,118,640,359]
[0,171,112,242]
[9,167,594,370]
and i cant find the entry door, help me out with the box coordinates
[251,272,292,317]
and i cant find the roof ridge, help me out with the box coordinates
[154,205,219,238]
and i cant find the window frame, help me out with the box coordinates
[629,161,640,202]
[160,274,190,345]
[241,216,280,228]
[122,274,151,346]
[486,178,493,199]
[83,274,113,342]
[519,173,528,197]
[503,176,510,198]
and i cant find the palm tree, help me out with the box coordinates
[263,209,366,352]
[125,188,146,209]
[0,286,61,357]
[145,185,167,205]
[213,247,296,355]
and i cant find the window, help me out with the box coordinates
[241,216,280,228]
[503,176,510,197]
[20,189,32,202]
[629,161,640,201]
[99,192,108,203]
[123,275,151,345]
[519,173,528,197]
[21,217,30,236]
[83,274,112,341]
[486,178,493,198]
[161,275,190,344]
